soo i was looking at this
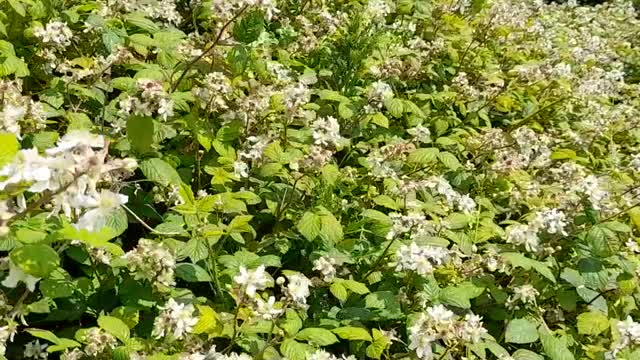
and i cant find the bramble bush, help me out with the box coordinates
[2,0,640,359]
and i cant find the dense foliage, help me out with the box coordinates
[2,0,640,359]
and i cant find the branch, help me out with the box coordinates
[170,6,249,92]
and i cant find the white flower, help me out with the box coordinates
[312,116,343,148]
[234,160,250,178]
[457,194,476,214]
[123,239,176,288]
[24,340,48,359]
[74,190,128,232]
[234,265,272,298]
[505,224,540,252]
[34,21,73,48]
[152,299,199,340]
[158,98,174,121]
[531,208,568,235]
[313,256,337,282]
[285,273,312,305]
[46,130,105,155]
[394,242,449,276]
[0,148,54,192]
[1,260,41,291]
[82,328,117,356]
[254,296,283,320]
[407,125,431,143]
[512,284,539,305]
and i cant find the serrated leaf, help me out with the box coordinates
[408,148,439,165]
[297,211,322,241]
[10,245,59,278]
[330,282,348,302]
[539,330,575,360]
[98,315,130,343]
[127,116,155,153]
[26,329,59,344]
[577,311,609,335]
[502,253,556,283]
[437,151,461,170]
[440,282,484,309]
[366,329,391,359]
[193,305,222,335]
[280,339,313,360]
[280,309,302,336]
[385,98,404,118]
[505,318,539,344]
[513,350,545,360]
[332,326,372,342]
[175,263,212,282]
[340,279,370,295]
[140,158,182,186]
[295,328,339,346]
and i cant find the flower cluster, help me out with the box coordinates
[393,242,450,276]
[152,299,199,340]
[123,239,177,289]
[409,305,487,359]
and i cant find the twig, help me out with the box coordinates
[121,204,184,236]
[170,6,249,92]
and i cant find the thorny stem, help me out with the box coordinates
[363,237,397,280]
[121,204,184,236]
[170,5,249,92]
[223,293,244,354]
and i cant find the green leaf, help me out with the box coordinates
[439,282,484,309]
[319,210,343,244]
[175,263,212,282]
[280,339,313,360]
[577,311,609,335]
[10,245,60,278]
[550,149,576,160]
[227,215,254,233]
[280,309,302,336]
[330,281,348,302]
[539,330,575,360]
[371,113,389,128]
[437,152,461,170]
[338,102,355,119]
[98,315,130,343]
[127,116,155,153]
[340,279,370,295]
[26,329,60,344]
[366,329,391,359]
[0,132,18,166]
[332,326,372,342]
[384,98,404,118]
[502,252,556,283]
[505,318,539,344]
[297,211,322,241]
[140,158,182,186]
[47,338,81,353]
[321,164,341,185]
[513,350,545,360]
[192,305,222,335]
[124,13,160,32]
[8,0,26,16]
[408,148,439,165]
[295,328,339,346]
[233,10,265,43]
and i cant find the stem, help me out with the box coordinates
[121,204,184,236]
[170,5,249,92]
[363,237,397,280]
